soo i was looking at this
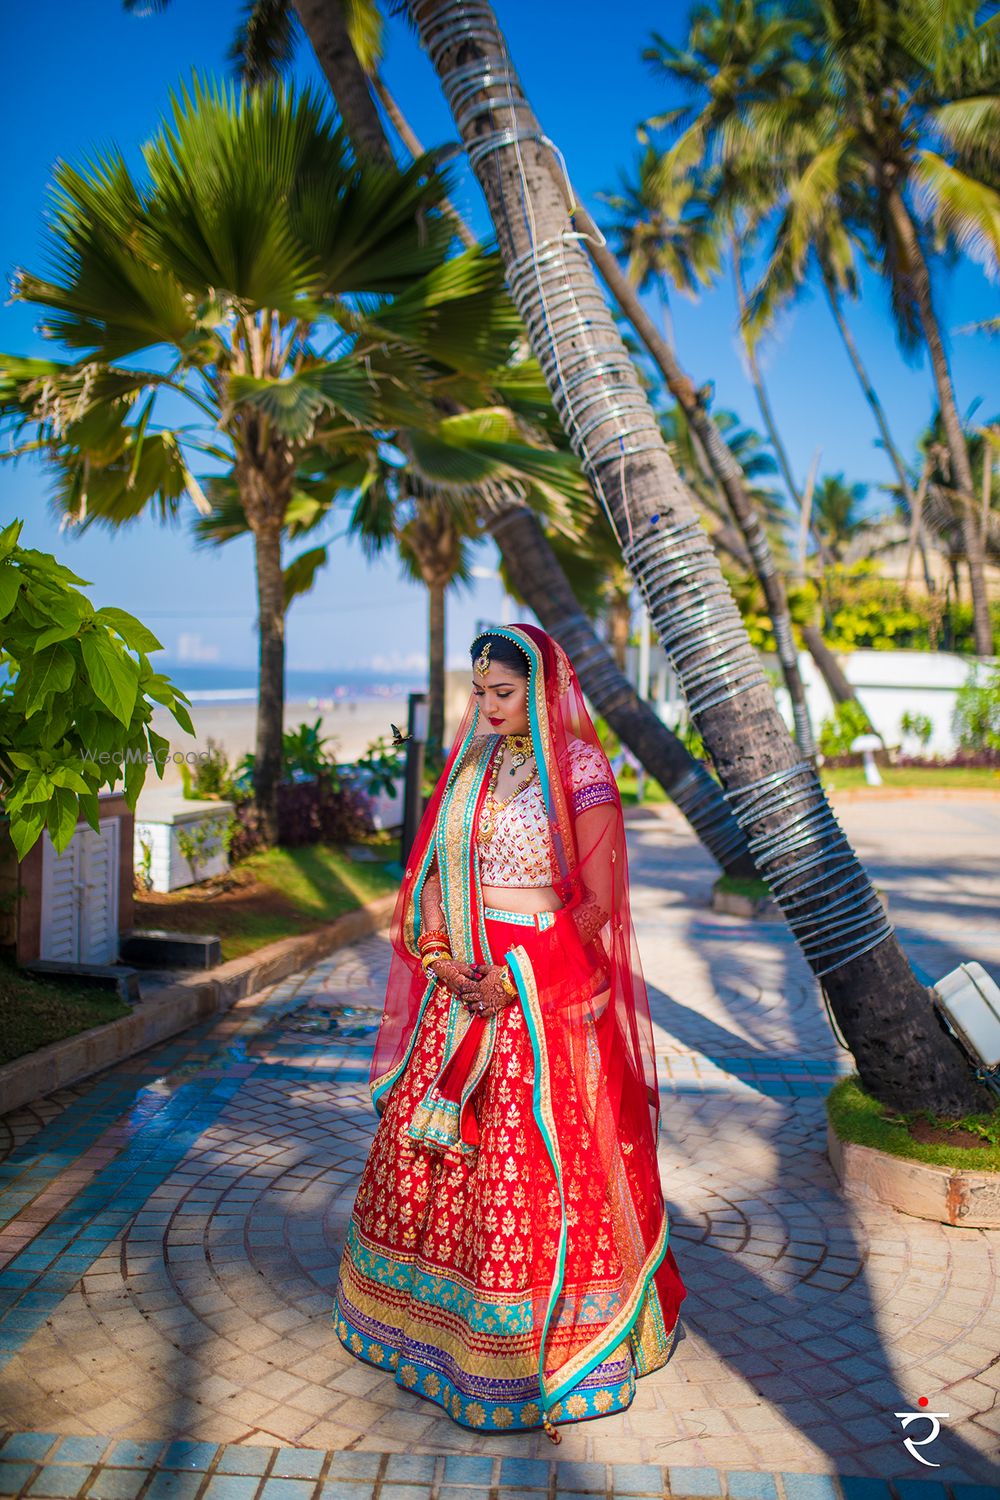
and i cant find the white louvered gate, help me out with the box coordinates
[39,817,120,964]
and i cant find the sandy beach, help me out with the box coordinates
[145,695,411,791]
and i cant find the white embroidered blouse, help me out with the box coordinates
[475,735,617,888]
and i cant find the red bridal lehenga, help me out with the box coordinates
[333,623,686,1436]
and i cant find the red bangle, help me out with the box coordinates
[418,929,450,953]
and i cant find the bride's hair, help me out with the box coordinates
[469,632,530,677]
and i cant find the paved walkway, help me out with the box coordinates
[1,794,999,1499]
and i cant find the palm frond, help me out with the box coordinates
[283,544,328,607]
[930,96,1000,172]
[230,0,299,85]
[343,0,384,74]
[359,249,520,372]
[913,149,1000,279]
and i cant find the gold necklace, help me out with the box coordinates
[504,732,533,775]
[478,743,536,844]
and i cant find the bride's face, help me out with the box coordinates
[472,662,530,736]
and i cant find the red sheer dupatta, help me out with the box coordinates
[368,623,685,1416]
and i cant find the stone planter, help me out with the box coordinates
[134,792,234,892]
[826,1119,1000,1228]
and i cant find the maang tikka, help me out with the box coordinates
[474,639,492,678]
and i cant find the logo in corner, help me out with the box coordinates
[894,1396,949,1466]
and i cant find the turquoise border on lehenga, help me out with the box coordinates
[507,944,673,1416]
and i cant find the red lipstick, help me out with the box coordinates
[488,716,504,726]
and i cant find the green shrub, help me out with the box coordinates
[953,664,1000,751]
[899,710,933,746]
[234,717,341,793]
[352,733,405,797]
[728,557,1000,655]
[179,736,247,802]
[819,700,874,756]
[0,518,192,858]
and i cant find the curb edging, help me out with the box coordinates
[826,1119,1000,1227]
[0,892,398,1117]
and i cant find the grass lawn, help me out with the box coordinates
[820,764,1000,791]
[619,762,1000,806]
[827,1074,1000,1170]
[0,958,133,1067]
[714,873,772,900]
[134,834,402,963]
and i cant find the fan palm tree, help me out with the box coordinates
[646,0,1000,655]
[0,75,521,844]
[409,0,995,1119]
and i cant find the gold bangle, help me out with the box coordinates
[421,950,450,976]
[499,964,518,999]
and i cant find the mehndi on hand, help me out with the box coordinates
[464,963,519,1018]
[426,956,480,998]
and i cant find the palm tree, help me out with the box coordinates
[812,474,873,565]
[408,0,994,1119]
[592,133,816,755]
[0,76,519,844]
[892,413,1000,645]
[120,0,756,877]
[648,0,1000,654]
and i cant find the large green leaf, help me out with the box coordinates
[80,630,140,725]
[46,786,81,854]
[22,643,76,718]
[94,606,164,654]
[143,75,323,311]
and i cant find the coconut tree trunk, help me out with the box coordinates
[292,0,391,163]
[248,511,286,847]
[299,1,754,876]
[822,268,938,596]
[607,589,631,670]
[821,265,913,505]
[411,0,992,1118]
[732,237,807,512]
[799,623,857,708]
[583,212,816,758]
[886,189,993,656]
[427,578,446,753]
[486,501,755,877]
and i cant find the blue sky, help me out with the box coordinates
[2,1,997,677]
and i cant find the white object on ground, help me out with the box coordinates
[850,733,884,786]
[934,961,1000,1071]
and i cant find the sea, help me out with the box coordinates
[166,665,426,706]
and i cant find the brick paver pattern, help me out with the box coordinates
[1,795,999,1498]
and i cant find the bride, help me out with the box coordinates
[333,623,686,1441]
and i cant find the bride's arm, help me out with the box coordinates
[420,853,445,935]
[567,802,619,945]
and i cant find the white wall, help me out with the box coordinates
[626,642,994,755]
[785,649,992,754]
